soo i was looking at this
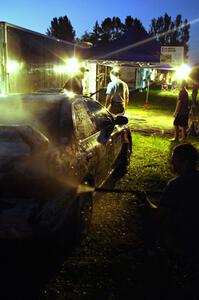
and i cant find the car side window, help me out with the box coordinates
[59,100,73,144]
[73,100,97,140]
[86,100,113,131]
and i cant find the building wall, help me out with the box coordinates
[120,66,136,91]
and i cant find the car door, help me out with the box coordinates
[85,99,121,178]
[72,99,105,185]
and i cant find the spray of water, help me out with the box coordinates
[0,96,80,193]
[76,184,145,195]
[76,184,95,194]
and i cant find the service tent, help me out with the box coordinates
[78,25,161,67]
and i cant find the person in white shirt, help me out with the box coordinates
[105,69,129,115]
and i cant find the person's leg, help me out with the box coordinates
[172,116,180,141]
[181,126,187,141]
[173,125,179,141]
[192,94,196,107]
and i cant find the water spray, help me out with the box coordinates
[76,184,161,198]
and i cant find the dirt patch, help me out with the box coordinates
[128,114,173,137]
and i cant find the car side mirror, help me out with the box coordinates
[114,115,128,125]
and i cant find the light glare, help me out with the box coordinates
[175,64,191,80]
[65,57,80,75]
[53,65,67,73]
[7,60,22,73]
[65,90,76,98]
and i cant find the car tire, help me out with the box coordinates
[114,141,132,179]
[48,192,93,251]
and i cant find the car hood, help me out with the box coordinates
[0,125,79,239]
[0,125,80,194]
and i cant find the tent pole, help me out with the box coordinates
[145,79,150,103]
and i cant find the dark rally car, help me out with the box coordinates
[0,92,132,244]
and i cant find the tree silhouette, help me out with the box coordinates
[100,17,114,44]
[149,13,190,60]
[80,21,101,46]
[79,16,145,46]
[47,16,76,42]
[124,16,146,32]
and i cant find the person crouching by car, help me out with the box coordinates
[105,69,129,115]
[140,143,199,256]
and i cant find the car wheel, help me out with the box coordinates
[74,192,93,245]
[48,192,93,251]
[114,141,132,179]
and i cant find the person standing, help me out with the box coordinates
[105,69,129,115]
[63,67,89,95]
[171,81,189,142]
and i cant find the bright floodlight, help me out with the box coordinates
[112,66,120,73]
[175,64,191,80]
[65,90,76,98]
[7,60,21,73]
[65,57,80,75]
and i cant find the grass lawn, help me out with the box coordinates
[41,90,199,300]
[130,89,194,110]
[127,133,199,191]
[126,89,199,134]
[42,133,199,300]
[125,88,199,192]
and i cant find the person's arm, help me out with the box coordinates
[174,91,182,117]
[105,82,113,108]
[174,100,181,117]
[138,191,158,209]
[146,197,158,209]
[105,94,112,108]
[124,84,129,108]
[138,190,172,234]
[138,180,175,210]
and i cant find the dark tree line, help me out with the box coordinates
[78,16,146,46]
[149,13,190,60]
[47,16,76,42]
[46,13,190,58]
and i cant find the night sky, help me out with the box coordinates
[1,0,199,64]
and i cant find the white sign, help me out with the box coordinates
[160,46,184,65]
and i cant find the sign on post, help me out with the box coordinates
[160,46,184,65]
